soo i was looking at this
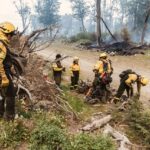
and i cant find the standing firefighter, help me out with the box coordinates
[70,56,80,90]
[52,54,65,87]
[86,52,113,103]
[0,22,16,121]
[114,70,149,100]
[93,52,113,77]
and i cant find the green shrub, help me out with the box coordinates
[70,35,78,42]
[72,133,116,150]
[0,120,29,149]
[69,32,97,43]
[29,119,72,150]
[127,99,150,146]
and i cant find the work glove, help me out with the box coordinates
[63,67,66,72]
[1,74,9,87]
[10,65,16,75]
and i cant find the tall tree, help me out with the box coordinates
[35,0,60,37]
[127,0,150,31]
[96,0,102,45]
[14,0,31,29]
[70,0,89,32]
[141,7,150,44]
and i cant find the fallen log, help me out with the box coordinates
[81,115,112,131]
[103,124,131,150]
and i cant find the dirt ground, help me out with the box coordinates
[37,42,150,108]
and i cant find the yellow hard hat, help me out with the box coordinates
[140,77,149,86]
[73,56,79,61]
[0,22,15,34]
[99,52,107,58]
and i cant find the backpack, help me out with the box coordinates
[0,40,27,76]
[102,59,113,75]
[119,69,135,79]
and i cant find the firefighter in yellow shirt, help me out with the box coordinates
[85,53,113,103]
[92,52,113,90]
[115,70,149,99]
[93,52,113,77]
[52,54,65,87]
[0,22,16,120]
[70,57,80,89]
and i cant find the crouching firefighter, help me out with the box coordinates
[0,22,17,121]
[86,53,113,102]
[114,70,149,101]
[52,54,65,87]
[70,57,80,90]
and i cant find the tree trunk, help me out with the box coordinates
[141,8,150,45]
[21,16,26,29]
[96,0,102,46]
[81,18,86,32]
[101,17,117,42]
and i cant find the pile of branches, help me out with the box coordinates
[9,27,78,119]
[102,41,147,56]
[77,41,149,56]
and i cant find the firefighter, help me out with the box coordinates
[115,70,149,100]
[86,53,113,103]
[93,53,113,91]
[93,52,113,77]
[52,54,65,87]
[70,56,80,89]
[0,22,16,121]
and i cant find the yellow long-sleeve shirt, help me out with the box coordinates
[125,74,138,86]
[94,59,112,74]
[70,64,80,72]
[0,31,9,87]
[52,61,64,72]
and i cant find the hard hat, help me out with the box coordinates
[73,56,79,61]
[56,54,61,59]
[140,77,149,86]
[0,22,16,34]
[99,52,107,58]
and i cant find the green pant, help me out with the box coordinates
[116,81,133,98]
[0,74,15,121]
[71,71,79,88]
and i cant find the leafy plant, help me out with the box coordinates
[69,32,97,43]
[72,133,116,150]
[29,117,71,150]
[0,119,29,149]
[127,98,150,146]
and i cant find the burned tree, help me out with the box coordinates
[96,0,102,46]
[141,7,150,45]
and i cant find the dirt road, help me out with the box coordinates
[37,42,150,107]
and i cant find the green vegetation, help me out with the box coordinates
[0,119,29,149]
[69,32,97,43]
[72,133,116,150]
[112,97,150,148]
[30,122,71,150]
[126,99,150,146]
[30,114,116,150]
[0,110,116,150]
[0,85,150,149]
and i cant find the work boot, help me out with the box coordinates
[0,97,4,118]
[5,97,15,121]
